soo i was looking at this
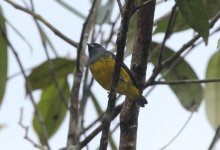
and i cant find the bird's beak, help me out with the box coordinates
[87,43,91,48]
[87,43,94,48]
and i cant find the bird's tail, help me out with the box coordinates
[137,95,148,107]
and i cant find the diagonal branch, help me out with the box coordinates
[208,126,220,150]
[152,78,220,85]
[5,0,79,48]
[157,4,177,66]
[80,103,123,149]
[29,0,69,110]
[0,28,50,149]
[145,11,220,88]
[159,111,194,150]
[19,108,44,150]
[116,0,123,16]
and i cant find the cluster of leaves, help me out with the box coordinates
[0,0,220,147]
[127,0,220,130]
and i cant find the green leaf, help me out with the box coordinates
[205,51,220,129]
[33,78,69,144]
[154,10,190,33]
[203,0,220,18]
[28,58,75,91]
[0,7,7,106]
[150,42,203,111]
[96,0,115,24]
[175,0,209,44]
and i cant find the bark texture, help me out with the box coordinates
[119,0,156,150]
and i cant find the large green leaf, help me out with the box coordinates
[0,7,7,106]
[205,51,220,129]
[28,58,75,91]
[154,10,190,34]
[33,78,69,145]
[175,0,209,44]
[150,43,203,111]
[203,0,220,18]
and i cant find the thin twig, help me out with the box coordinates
[79,114,103,135]
[93,9,111,42]
[79,67,90,136]
[19,108,44,150]
[208,126,220,150]
[104,13,120,48]
[5,0,79,48]
[1,28,50,149]
[117,0,123,16]
[152,78,220,85]
[54,0,86,19]
[80,103,123,149]
[162,10,220,69]
[23,0,59,57]
[30,0,69,110]
[4,17,33,51]
[110,123,120,135]
[157,4,177,66]
[159,111,194,150]
[145,10,220,88]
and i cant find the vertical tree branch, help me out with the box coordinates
[119,0,156,149]
[99,0,134,149]
[67,0,97,148]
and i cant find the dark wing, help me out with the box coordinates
[105,51,139,88]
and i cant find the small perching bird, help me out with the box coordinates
[87,43,147,107]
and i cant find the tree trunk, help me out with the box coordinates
[119,0,156,149]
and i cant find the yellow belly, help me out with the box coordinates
[89,55,140,99]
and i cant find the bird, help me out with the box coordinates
[87,43,147,107]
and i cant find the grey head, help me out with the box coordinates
[87,43,107,64]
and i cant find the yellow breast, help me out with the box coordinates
[89,55,140,99]
[90,55,114,90]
